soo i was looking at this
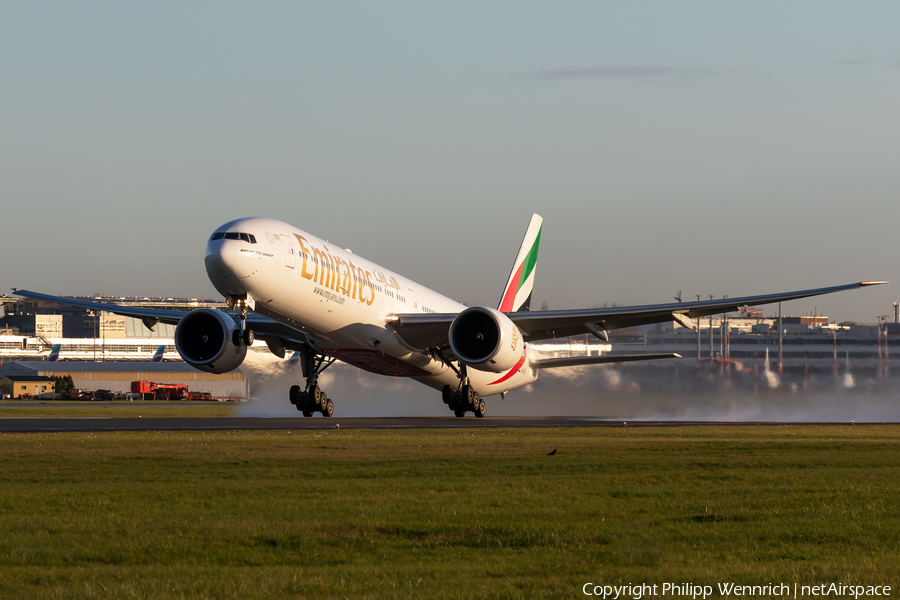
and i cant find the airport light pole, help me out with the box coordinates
[696,295,701,362]
[833,328,838,376]
[877,315,889,379]
[723,296,729,363]
[778,302,783,374]
[697,316,701,361]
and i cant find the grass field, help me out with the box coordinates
[0,401,236,419]
[1,425,898,599]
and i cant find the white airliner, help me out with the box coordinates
[14,215,885,417]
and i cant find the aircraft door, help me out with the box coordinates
[407,287,418,312]
[283,235,296,269]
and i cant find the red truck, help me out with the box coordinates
[131,381,188,401]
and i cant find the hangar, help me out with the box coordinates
[0,362,246,399]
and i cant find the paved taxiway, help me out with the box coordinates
[0,417,892,432]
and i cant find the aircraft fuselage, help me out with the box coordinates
[204,217,538,397]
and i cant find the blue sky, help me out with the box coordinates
[2,2,898,321]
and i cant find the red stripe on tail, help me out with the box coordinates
[498,263,523,312]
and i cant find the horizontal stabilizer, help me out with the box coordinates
[532,353,681,370]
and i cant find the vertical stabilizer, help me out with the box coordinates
[151,346,166,362]
[497,214,543,312]
[46,344,60,362]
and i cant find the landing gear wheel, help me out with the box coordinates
[289,385,302,405]
[322,398,334,417]
[464,385,476,406]
[311,385,324,409]
[454,408,466,418]
[302,410,313,417]
[242,328,254,346]
[474,397,486,418]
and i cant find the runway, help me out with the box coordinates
[0,416,892,433]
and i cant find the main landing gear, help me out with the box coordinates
[288,348,336,417]
[441,366,486,419]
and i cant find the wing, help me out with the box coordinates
[388,281,886,350]
[11,289,311,352]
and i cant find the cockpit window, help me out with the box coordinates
[211,231,257,243]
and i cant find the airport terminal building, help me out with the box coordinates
[0,295,247,399]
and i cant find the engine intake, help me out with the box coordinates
[174,308,247,373]
[449,307,525,373]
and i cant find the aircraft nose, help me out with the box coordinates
[205,239,236,278]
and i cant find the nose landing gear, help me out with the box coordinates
[227,294,256,348]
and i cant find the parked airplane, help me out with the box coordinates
[14,215,885,417]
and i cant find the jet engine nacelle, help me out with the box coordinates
[449,306,525,373]
[174,308,247,373]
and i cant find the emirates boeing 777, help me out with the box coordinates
[14,215,885,417]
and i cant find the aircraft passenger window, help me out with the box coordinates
[225,232,240,240]
[248,234,257,244]
[240,233,251,243]
[209,232,226,241]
